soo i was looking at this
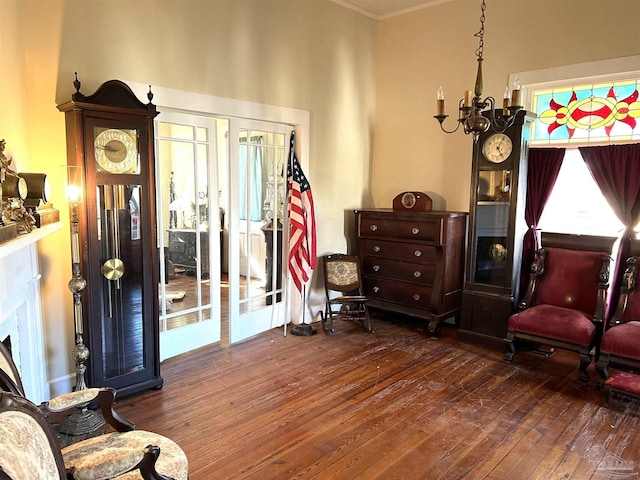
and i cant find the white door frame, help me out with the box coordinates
[126,81,310,344]
[155,111,221,360]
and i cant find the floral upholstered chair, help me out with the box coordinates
[596,254,640,404]
[504,233,615,383]
[0,391,188,480]
[321,253,374,334]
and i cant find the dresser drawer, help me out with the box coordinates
[363,277,433,310]
[358,215,443,244]
[359,238,437,264]
[361,256,436,284]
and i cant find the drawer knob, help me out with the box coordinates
[373,265,380,272]
[373,245,381,253]
[370,224,378,231]
[413,294,421,301]
[373,286,380,293]
[414,271,421,278]
[414,250,422,257]
[411,227,420,235]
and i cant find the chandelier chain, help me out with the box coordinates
[474,0,486,60]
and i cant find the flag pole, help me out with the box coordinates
[291,283,316,336]
[288,129,316,336]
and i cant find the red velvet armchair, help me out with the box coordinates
[596,253,640,399]
[504,233,615,382]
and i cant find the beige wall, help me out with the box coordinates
[3,0,376,394]
[374,0,640,212]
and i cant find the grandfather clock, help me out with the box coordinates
[460,110,535,341]
[57,76,163,395]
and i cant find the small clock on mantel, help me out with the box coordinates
[57,75,163,395]
[392,191,433,212]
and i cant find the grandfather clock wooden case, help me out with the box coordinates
[58,79,163,395]
[460,110,535,341]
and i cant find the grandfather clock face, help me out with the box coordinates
[93,127,139,174]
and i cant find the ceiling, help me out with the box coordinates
[334,0,452,19]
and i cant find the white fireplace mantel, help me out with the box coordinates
[0,222,62,403]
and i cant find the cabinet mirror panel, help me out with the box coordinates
[478,169,511,202]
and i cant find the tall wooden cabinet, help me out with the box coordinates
[355,208,467,335]
[460,110,535,341]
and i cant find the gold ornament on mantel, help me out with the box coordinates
[0,139,19,243]
[0,139,36,234]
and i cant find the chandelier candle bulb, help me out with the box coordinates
[464,90,474,108]
[511,76,521,107]
[503,86,510,115]
[436,86,445,116]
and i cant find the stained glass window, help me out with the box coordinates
[531,79,640,145]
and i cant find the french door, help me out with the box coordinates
[228,118,290,343]
[156,112,222,359]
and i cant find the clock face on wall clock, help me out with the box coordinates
[482,133,513,164]
[94,128,139,174]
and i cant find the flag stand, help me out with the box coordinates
[291,284,317,336]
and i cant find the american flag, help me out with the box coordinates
[287,132,317,292]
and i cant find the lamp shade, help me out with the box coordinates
[19,173,50,207]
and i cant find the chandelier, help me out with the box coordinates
[434,0,522,140]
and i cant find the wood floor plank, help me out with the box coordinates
[113,314,640,479]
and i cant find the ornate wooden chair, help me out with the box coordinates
[0,390,187,479]
[0,340,134,436]
[596,254,640,402]
[504,233,615,382]
[321,253,374,334]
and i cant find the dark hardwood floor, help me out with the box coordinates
[114,312,640,479]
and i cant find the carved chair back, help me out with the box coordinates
[532,247,610,315]
[323,254,363,295]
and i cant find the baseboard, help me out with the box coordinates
[456,329,507,351]
[48,373,75,399]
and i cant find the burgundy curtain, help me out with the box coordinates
[520,148,565,297]
[579,143,640,318]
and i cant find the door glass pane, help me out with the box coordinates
[236,129,286,313]
[157,124,213,332]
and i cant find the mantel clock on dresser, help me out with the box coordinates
[57,76,163,395]
[459,110,535,341]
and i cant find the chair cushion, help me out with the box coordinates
[508,304,596,345]
[605,370,640,395]
[534,247,607,314]
[62,430,188,480]
[601,321,640,360]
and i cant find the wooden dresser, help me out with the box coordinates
[354,209,467,335]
